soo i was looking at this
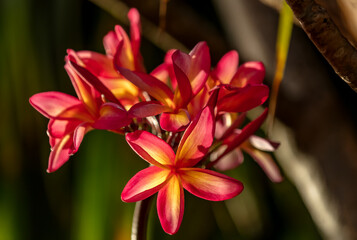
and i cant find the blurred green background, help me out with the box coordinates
[0,0,331,239]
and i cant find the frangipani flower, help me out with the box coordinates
[118,42,210,132]
[29,52,132,173]
[73,8,144,108]
[122,105,243,234]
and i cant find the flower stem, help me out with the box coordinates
[131,196,154,240]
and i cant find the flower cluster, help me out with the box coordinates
[29,8,282,235]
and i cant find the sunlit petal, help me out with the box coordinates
[180,168,243,201]
[126,130,175,167]
[211,50,239,84]
[121,166,171,202]
[249,135,280,152]
[176,106,214,167]
[77,51,117,78]
[157,175,184,235]
[160,109,190,132]
[103,29,119,58]
[230,61,265,87]
[47,134,72,173]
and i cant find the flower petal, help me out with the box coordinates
[114,25,135,70]
[230,61,265,87]
[187,42,210,94]
[92,103,131,130]
[249,135,280,152]
[117,67,175,108]
[76,51,118,78]
[47,134,72,173]
[103,29,119,57]
[30,92,82,119]
[180,168,243,201]
[159,109,190,132]
[211,146,244,171]
[48,119,82,138]
[73,122,91,153]
[172,50,193,108]
[126,130,175,166]
[128,101,171,118]
[242,144,283,182]
[175,106,214,167]
[157,175,184,235]
[217,84,269,113]
[211,50,239,84]
[128,8,141,60]
[121,166,171,202]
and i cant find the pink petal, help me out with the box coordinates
[212,147,244,171]
[117,67,175,108]
[73,122,91,153]
[230,61,265,87]
[175,106,214,167]
[30,92,82,119]
[211,50,239,84]
[103,30,119,57]
[217,112,247,140]
[128,101,171,118]
[48,119,82,138]
[151,63,170,84]
[242,145,283,183]
[180,168,243,201]
[159,109,190,132]
[92,103,131,130]
[249,135,280,152]
[187,42,210,94]
[47,134,72,173]
[217,84,269,113]
[121,166,171,202]
[128,8,141,60]
[76,51,118,78]
[114,25,135,70]
[126,130,175,167]
[172,51,193,108]
[157,175,184,235]
[68,60,124,108]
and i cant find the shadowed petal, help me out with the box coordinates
[249,135,280,152]
[218,85,269,113]
[157,175,184,235]
[230,61,265,87]
[212,146,244,171]
[242,144,283,182]
[128,8,141,60]
[126,130,175,166]
[180,168,243,201]
[121,166,171,202]
[93,103,131,130]
[103,29,119,57]
[29,92,83,119]
[160,109,190,133]
[176,106,214,167]
[211,50,239,84]
[128,101,171,118]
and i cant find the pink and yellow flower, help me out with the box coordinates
[29,51,132,172]
[122,103,243,234]
[118,42,211,132]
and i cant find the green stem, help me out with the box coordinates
[131,196,154,240]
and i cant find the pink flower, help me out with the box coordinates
[122,103,243,234]
[118,42,211,132]
[29,51,132,172]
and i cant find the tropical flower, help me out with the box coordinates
[122,103,243,234]
[72,8,145,108]
[118,42,210,132]
[29,51,132,172]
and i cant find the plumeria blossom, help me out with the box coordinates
[118,42,210,132]
[72,8,144,108]
[122,98,243,234]
[29,51,132,173]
